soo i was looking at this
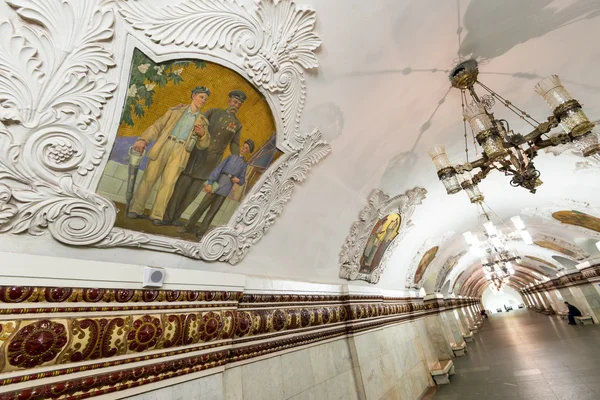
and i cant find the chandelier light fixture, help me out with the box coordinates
[428,59,598,197]
[463,204,532,292]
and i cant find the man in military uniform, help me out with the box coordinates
[164,90,246,224]
[127,86,211,225]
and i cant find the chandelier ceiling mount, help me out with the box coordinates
[430,59,599,200]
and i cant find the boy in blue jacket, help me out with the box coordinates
[179,139,254,238]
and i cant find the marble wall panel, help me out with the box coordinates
[128,373,224,400]
[568,285,599,323]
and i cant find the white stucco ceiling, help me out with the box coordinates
[1,0,599,294]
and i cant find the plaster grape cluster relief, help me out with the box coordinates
[118,0,322,150]
[0,0,117,244]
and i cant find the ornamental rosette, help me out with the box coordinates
[127,315,163,352]
[7,320,68,368]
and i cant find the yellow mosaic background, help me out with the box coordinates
[118,59,276,161]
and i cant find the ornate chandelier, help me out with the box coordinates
[429,59,598,196]
[463,204,530,292]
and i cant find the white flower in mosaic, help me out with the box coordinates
[173,68,183,76]
[154,65,164,75]
[137,63,150,74]
[127,84,138,98]
[145,83,156,91]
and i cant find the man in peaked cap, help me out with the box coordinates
[165,89,247,224]
[127,86,211,225]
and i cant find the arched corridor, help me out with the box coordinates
[1,0,600,399]
[432,309,600,400]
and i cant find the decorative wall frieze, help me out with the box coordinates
[0,284,478,399]
[0,0,330,263]
[521,264,600,295]
[339,187,427,284]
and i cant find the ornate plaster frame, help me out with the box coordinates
[339,188,427,284]
[531,233,589,261]
[405,230,455,289]
[0,0,330,264]
[434,251,467,293]
[521,200,600,241]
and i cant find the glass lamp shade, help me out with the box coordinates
[428,145,461,194]
[464,184,484,203]
[428,144,452,170]
[483,221,497,236]
[511,215,525,231]
[572,130,600,157]
[464,102,506,160]
[520,230,533,245]
[441,174,461,194]
[463,231,474,245]
[491,236,503,249]
[459,171,484,203]
[535,75,593,137]
[463,101,494,135]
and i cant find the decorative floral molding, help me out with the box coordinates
[0,0,330,263]
[434,251,467,293]
[405,231,455,289]
[0,0,117,245]
[0,284,478,399]
[339,187,427,284]
[118,0,321,151]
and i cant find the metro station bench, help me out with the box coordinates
[451,342,466,357]
[575,315,594,325]
[463,332,474,342]
[556,311,568,320]
[430,359,455,385]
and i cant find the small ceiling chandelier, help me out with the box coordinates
[463,205,530,292]
[429,59,599,197]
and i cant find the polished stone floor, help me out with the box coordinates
[432,309,600,400]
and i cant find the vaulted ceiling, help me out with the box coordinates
[1,0,599,297]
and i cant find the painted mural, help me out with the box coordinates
[552,210,600,233]
[97,49,280,241]
[534,241,579,259]
[414,246,439,285]
[359,213,401,274]
[525,256,558,269]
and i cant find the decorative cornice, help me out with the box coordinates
[521,264,600,294]
[0,284,479,398]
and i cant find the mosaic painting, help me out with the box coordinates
[552,210,600,233]
[525,256,558,269]
[414,246,439,285]
[534,241,579,259]
[97,49,280,241]
[359,213,401,274]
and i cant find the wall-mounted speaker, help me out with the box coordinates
[142,266,165,288]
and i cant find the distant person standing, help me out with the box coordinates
[480,309,488,319]
[564,301,582,325]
